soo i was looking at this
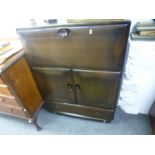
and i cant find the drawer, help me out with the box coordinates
[18,24,129,71]
[0,97,21,109]
[46,102,114,121]
[0,86,14,97]
[0,104,26,118]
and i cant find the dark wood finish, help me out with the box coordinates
[45,101,114,121]
[149,116,155,134]
[32,67,75,104]
[19,24,128,71]
[73,69,120,109]
[149,100,155,134]
[0,51,44,130]
[17,20,130,121]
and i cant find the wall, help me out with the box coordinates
[0,18,37,39]
[118,40,155,114]
[118,20,155,114]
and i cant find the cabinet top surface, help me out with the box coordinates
[0,42,24,73]
[16,19,130,31]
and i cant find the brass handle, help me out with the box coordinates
[67,83,73,92]
[75,84,80,93]
[58,29,70,38]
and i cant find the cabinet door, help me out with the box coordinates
[32,67,75,104]
[18,23,129,71]
[73,69,120,109]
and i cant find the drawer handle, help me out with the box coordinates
[58,29,70,38]
[75,84,80,93]
[67,83,73,92]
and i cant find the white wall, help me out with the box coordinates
[118,20,155,114]
[0,18,35,38]
[118,40,155,114]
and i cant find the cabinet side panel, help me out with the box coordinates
[3,57,43,117]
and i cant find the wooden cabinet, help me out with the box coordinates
[0,51,43,130]
[17,20,130,121]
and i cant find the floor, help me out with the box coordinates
[0,108,152,135]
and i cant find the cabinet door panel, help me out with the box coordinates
[18,24,128,71]
[73,69,120,109]
[32,67,75,104]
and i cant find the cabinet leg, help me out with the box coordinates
[34,122,42,131]
[28,117,42,131]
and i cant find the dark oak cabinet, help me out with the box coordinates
[17,20,130,121]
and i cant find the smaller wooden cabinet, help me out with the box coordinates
[0,50,43,130]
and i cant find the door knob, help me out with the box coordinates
[67,83,73,92]
[75,84,80,93]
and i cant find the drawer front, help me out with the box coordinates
[73,69,120,109]
[0,97,20,109]
[0,86,14,97]
[46,102,114,121]
[18,24,129,71]
[0,104,26,118]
